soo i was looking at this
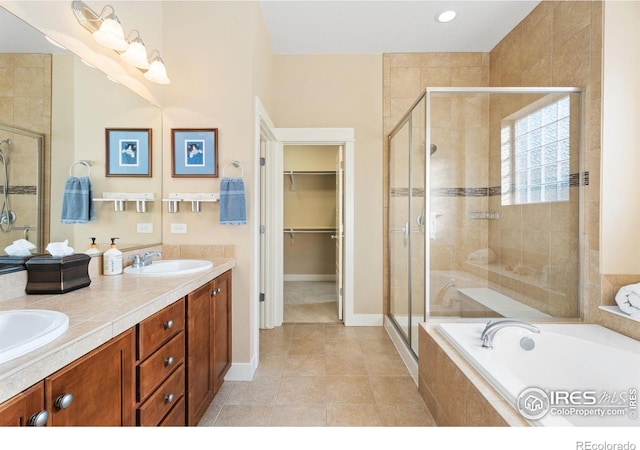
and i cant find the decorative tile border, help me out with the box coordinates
[391,172,588,198]
[0,186,37,195]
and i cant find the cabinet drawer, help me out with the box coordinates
[158,396,185,427]
[138,332,185,401]
[138,298,185,359]
[138,365,185,426]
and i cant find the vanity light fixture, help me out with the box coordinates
[71,1,170,84]
[90,5,129,51]
[435,9,458,23]
[120,31,149,69]
[144,50,171,85]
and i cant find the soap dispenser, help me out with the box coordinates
[85,237,101,256]
[103,237,122,275]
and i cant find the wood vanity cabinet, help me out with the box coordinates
[186,270,232,426]
[45,329,135,426]
[0,382,46,426]
[0,331,135,427]
[135,298,186,426]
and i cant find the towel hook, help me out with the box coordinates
[222,160,244,178]
[69,160,91,177]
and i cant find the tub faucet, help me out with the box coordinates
[480,319,540,349]
[141,251,162,266]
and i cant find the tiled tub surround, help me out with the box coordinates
[418,322,527,426]
[0,250,235,405]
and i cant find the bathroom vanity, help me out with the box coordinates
[0,257,234,426]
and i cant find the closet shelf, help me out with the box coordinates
[284,170,336,191]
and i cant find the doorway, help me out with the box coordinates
[282,144,343,323]
[255,101,354,328]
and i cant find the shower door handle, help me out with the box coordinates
[390,223,409,246]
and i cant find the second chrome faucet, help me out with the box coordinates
[480,319,540,349]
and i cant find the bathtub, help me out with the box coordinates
[437,322,640,426]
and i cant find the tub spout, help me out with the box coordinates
[480,319,540,349]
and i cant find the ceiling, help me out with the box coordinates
[0,1,541,55]
[259,1,541,54]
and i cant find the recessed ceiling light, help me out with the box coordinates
[435,9,458,23]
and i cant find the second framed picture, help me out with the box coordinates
[106,128,152,177]
[171,128,218,177]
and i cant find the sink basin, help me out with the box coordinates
[0,310,69,364]
[123,259,213,276]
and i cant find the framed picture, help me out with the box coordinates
[171,128,218,178]
[105,128,152,177]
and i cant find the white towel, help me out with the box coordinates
[614,283,640,316]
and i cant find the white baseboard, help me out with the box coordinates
[283,274,337,282]
[224,354,258,382]
[344,313,384,327]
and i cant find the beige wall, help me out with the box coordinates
[162,1,274,367]
[272,54,384,316]
[50,55,163,250]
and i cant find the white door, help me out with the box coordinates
[334,145,344,321]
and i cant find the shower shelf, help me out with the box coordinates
[599,306,640,323]
[93,192,155,212]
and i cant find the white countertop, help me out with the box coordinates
[0,258,235,404]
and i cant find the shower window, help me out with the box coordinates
[501,95,571,205]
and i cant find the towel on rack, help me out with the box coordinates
[219,177,246,225]
[61,176,95,224]
[614,283,640,317]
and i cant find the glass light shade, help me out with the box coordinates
[144,58,170,84]
[120,40,150,69]
[92,16,128,51]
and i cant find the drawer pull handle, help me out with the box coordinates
[164,394,174,404]
[54,393,73,410]
[211,288,222,297]
[164,319,174,330]
[164,356,175,367]
[27,410,49,427]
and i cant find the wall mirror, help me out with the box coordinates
[0,7,162,261]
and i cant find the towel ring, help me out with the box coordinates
[69,160,91,177]
[222,160,244,178]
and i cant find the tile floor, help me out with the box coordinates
[198,323,436,426]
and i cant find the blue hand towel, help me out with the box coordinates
[61,176,95,224]
[219,177,246,225]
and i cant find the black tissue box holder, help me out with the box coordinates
[25,253,91,294]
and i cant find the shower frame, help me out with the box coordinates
[387,86,585,360]
[0,123,45,252]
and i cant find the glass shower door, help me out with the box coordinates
[388,94,426,357]
[388,119,410,343]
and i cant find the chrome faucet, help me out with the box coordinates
[130,251,162,268]
[141,251,162,266]
[480,319,540,349]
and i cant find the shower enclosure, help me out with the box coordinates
[0,123,45,254]
[388,87,583,358]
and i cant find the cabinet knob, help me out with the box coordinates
[163,319,174,330]
[27,410,49,427]
[211,290,217,297]
[54,393,73,410]
[164,356,175,367]
[164,394,174,404]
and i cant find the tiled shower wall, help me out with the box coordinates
[0,53,51,251]
[383,2,640,338]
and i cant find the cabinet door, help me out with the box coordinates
[185,281,213,426]
[0,382,46,426]
[212,270,232,395]
[45,329,135,426]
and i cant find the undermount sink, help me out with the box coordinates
[0,310,69,365]
[123,259,213,276]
